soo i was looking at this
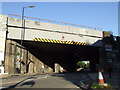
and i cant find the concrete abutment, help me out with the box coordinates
[5,39,54,74]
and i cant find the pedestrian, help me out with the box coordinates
[42,64,44,73]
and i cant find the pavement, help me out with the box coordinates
[0,72,53,79]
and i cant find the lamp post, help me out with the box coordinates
[20,5,35,74]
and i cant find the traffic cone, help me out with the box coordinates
[98,71,105,84]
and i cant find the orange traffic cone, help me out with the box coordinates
[98,71,105,84]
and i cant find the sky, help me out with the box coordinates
[1,1,119,36]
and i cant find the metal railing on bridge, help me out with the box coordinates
[7,14,102,31]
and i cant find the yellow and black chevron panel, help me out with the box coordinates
[67,41,72,44]
[65,41,69,44]
[33,38,87,46]
[40,38,44,42]
[54,40,58,43]
[52,39,56,43]
[77,42,81,45]
[33,38,37,41]
[48,39,53,43]
[83,43,87,45]
[44,39,48,42]
[46,39,51,43]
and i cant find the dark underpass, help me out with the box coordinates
[16,40,100,72]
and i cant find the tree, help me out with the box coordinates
[86,62,90,69]
[76,61,86,68]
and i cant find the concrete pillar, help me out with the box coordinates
[28,52,34,74]
[11,41,15,74]
[15,45,21,74]
[5,40,10,73]
[28,62,34,73]
[22,49,27,74]
[60,66,64,73]
[54,63,60,73]
[21,63,24,74]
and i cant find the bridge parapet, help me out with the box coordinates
[7,17,103,37]
[1,15,103,46]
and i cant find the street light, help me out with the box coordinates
[20,5,35,74]
[22,5,35,40]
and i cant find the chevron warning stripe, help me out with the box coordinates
[33,38,37,41]
[39,38,44,42]
[33,38,87,46]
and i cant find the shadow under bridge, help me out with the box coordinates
[21,40,100,72]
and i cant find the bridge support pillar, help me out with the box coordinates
[54,63,60,73]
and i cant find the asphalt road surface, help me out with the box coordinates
[1,73,93,89]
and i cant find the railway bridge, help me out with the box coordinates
[0,15,106,74]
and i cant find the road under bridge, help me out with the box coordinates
[15,39,100,72]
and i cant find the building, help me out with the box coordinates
[102,32,120,72]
